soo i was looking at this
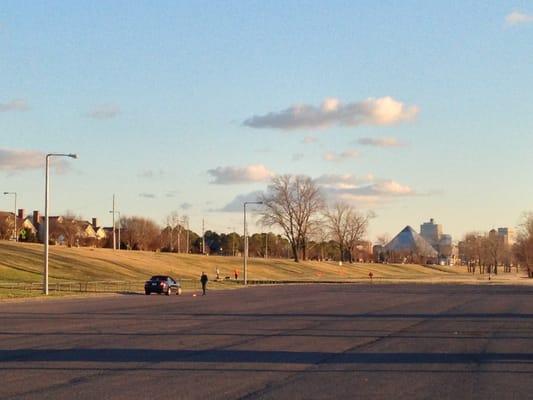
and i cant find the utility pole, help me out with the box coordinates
[177,223,182,254]
[202,218,206,255]
[184,216,190,254]
[243,201,263,285]
[109,207,121,250]
[265,233,268,259]
[117,211,121,250]
[112,194,116,251]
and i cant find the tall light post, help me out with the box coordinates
[110,210,121,250]
[44,153,78,295]
[243,201,263,285]
[3,192,17,242]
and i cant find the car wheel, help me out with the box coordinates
[145,291,150,295]
[176,287,182,296]
[166,287,171,296]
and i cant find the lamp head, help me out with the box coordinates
[69,154,78,159]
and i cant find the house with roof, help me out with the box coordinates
[0,209,38,241]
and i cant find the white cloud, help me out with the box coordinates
[243,96,419,130]
[323,149,359,162]
[208,164,274,184]
[0,99,29,112]
[0,148,69,173]
[219,190,264,212]
[314,173,374,189]
[357,137,405,148]
[505,11,533,26]
[315,174,416,205]
[87,104,120,119]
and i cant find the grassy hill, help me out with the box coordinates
[0,240,468,284]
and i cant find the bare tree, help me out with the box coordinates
[514,213,533,277]
[462,232,484,273]
[120,216,161,251]
[483,230,505,275]
[346,210,372,262]
[0,213,14,240]
[325,202,352,262]
[260,175,324,262]
[164,212,181,252]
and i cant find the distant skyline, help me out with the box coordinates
[1,1,532,241]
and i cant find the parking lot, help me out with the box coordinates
[1,284,532,399]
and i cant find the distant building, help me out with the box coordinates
[497,227,515,246]
[420,218,442,247]
[420,218,456,265]
[383,226,438,264]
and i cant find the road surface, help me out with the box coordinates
[1,284,532,399]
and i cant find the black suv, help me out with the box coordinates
[144,275,181,296]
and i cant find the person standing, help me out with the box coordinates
[216,267,220,280]
[234,269,239,280]
[200,272,208,295]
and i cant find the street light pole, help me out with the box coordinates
[44,153,78,295]
[243,201,263,285]
[3,192,17,242]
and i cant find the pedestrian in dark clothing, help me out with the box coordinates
[200,272,208,295]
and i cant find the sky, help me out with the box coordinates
[1,1,532,241]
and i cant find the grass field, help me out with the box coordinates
[0,241,529,298]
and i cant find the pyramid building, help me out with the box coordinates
[384,226,438,262]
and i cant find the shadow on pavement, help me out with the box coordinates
[2,349,533,364]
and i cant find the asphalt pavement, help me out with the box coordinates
[1,284,532,399]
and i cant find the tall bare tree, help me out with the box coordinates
[346,210,372,262]
[260,175,324,262]
[514,213,533,277]
[484,230,505,275]
[325,202,352,262]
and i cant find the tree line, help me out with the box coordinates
[460,213,533,276]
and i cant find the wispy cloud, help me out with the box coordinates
[505,11,533,26]
[356,137,406,148]
[243,96,419,130]
[323,149,359,162]
[208,164,274,184]
[0,99,29,112]
[219,190,264,212]
[0,148,69,173]
[87,104,120,119]
[314,173,374,189]
[139,193,156,199]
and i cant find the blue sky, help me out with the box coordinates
[1,1,532,240]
